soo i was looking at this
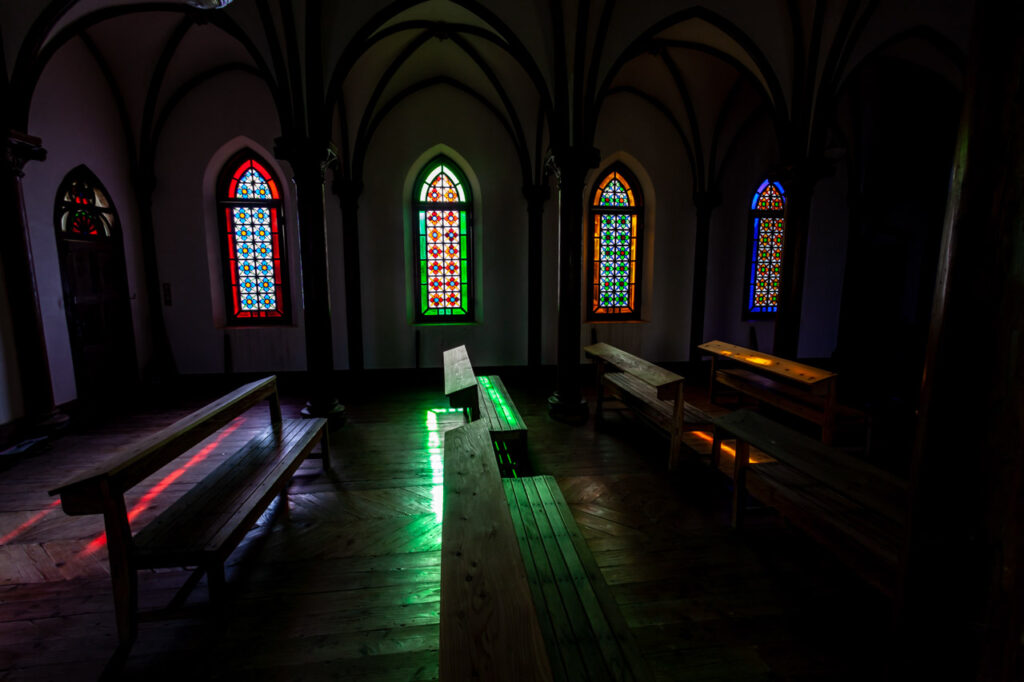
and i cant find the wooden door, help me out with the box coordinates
[55,167,137,403]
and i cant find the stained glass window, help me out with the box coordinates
[414,157,472,321]
[588,166,643,319]
[746,179,786,316]
[55,168,116,239]
[218,152,288,322]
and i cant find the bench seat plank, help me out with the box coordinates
[133,418,325,566]
[604,372,724,432]
[716,410,905,521]
[505,475,653,682]
[440,420,551,681]
[715,409,906,595]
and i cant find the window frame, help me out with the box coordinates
[743,178,786,320]
[586,163,644,322]
[411,155,475,324]
[216,149,291,326]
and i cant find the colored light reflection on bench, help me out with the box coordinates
[477,376,519,428]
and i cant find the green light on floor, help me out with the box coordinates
[425,410,444,524]
[478,376,519,428]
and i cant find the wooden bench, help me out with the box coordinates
[699,340,839,443]
[713,409,906,596]
[48,376,329,656]
[585,342,725,468]
[504,475,654,681]
[443,345,528,461]
[440,420,552,681]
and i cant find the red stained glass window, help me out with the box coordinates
[219,153,288,323]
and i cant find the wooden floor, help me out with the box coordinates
[0,374,892,680]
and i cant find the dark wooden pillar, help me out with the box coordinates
[334,176,364,372]
[524,183,550,370]
[772,167,817,358]
[0,131,59,424]
[547,146,598,421]
[132,170,176,381]
[688,189,720,371]
[896,3,1024,679]
[275,137,343,419]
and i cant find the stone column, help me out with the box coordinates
[688,189,720,370]
[547,146,598,421]
[524,183,550,370]
[334,176,364,372]
[275,137,343,420]
[0,131,63,427]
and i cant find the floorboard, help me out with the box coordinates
[0,374,891,680]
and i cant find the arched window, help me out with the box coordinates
[218,151,288,323]
[746,179,786,317]
[588,165,643,319]
[413,156,473,322]
[55,167,116,239]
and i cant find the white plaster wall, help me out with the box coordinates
[589,94,696,363]
[359,87,528,369]
[153,74,308,375]
[23,38,148,406]
[799,166,849,358]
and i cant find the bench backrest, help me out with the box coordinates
[443,345,478,411]
[699,340,835,385]
[584,342,682,400]
[440,419,552,680]
[49,376,281,515]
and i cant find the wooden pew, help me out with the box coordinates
[585,342,725,468]
[443,345,528,458]
[440,420,552,681]
[699,340,839,443]
[504,475,654,681]
[443,344,478,417]
[713,409,906,596]
[48,376,329,656]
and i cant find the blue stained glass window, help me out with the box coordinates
[746,179,786,316]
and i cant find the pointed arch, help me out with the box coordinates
[587,163,644,319]
[217,149,289,323]
[745,178,786,317]
[412,154,474,322]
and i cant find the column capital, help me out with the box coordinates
[692,188,722,212]
[545,145,600,189]
[332,175,364,201]
[274,136,337,179]
[5,130,46,178]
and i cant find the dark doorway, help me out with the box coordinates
[54,166,137,404]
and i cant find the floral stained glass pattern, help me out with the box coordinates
[57,172,115,239]
[589,169,641,318]
[747,179,786,315]
[222,157,286,320]
[415,159,471,320]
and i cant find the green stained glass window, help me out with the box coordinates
[588,166,643,319]
[746,179,786,317]
[413,156,473,322]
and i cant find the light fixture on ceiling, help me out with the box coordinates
[186,0,234,9]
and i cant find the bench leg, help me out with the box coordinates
[711,427,723,472]
[320,427,332,477]
[731,440,750,529]
[102,496,138,650]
